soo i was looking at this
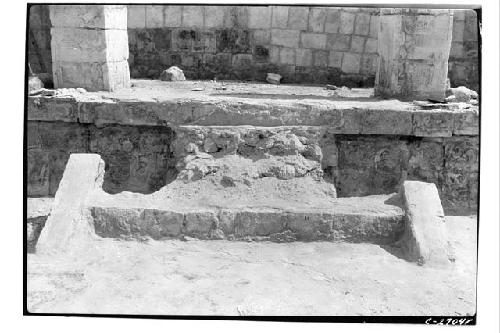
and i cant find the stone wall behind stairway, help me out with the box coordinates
[28,5,479,89]
[26,120,479,212]
[125,5,479,88]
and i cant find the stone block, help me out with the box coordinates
[184,211,217,236]
[452,19,465,42]
[453,9,466,21]
[288,7,309,30]
[341,53,361,74]
[50,5,127,29]
[449,42,464,58]
[444,137,479,173]
[27,149,50,196]
[413,111,454,137]
[360,54,378,75]
[279,48,295,65]
[232,211,284,237]
[204,6,225,28]
[216,29,251,53]
[146,5,164,28]
[369,15,379,37]
[327,34,351,51]
[269,46,280,63]
[325,8,341,33]
[29,5,51,28]
[127,5,146,28]
[164,5,183,27]
[36,154,106,254]
[247,6,272,29]
[301,32,327,49]
[232,53,253,68]
[38,122,89,153]
[375,10,453,101]
[271,6,288,28]
[308,8,327,32]
[328,51,343,68]
[51,28,127,63]
[354,13,371,35]
[361,110,413,135]
[182,6,204,27]
[336,137,409,195]
[453,110,479,135]
[339,11,356,34]
[295,48,313,67]
[408,139,444,183]
[364,37,378,53]
[28,98,78,122]
[463,12,478,41]
[223,6,248,28]
[271,29,300,48]
[252,29,271,45]
[253,45,270,62]
[171,29,195,51]
[350,35,365,53]
[400,181,452,266]
[313,50,329,67]
[52,60,130,91]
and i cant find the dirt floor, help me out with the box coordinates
[27,215,477,316]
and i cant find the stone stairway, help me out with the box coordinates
[88,124,405,243]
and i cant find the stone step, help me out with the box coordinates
[88,193,405,244]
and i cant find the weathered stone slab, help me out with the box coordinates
[36,154,105,255]
[88,195,404,243]
[27,97,78,122]
[361,109,413,135]
[412,110,454,137]
[400,180,453,266]
[453,110,479,135]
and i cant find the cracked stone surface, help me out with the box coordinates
[27,215,476,316]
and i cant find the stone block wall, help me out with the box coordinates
[27,121,177,196]
[127,5,381,85]
[28,5,479,88]
[126,5,479,88]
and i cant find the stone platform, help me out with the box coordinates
[27,80,479,211]
[29,80,478,134]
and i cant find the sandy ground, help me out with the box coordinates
[27,215,477,316]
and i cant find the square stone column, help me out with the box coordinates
[375,9,454,102]
[50,5,130,91]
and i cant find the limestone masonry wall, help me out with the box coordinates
[26,95,479,212]
[125,5,479,88]
[28,5,479,88]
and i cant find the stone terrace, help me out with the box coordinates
[27,80,479,211]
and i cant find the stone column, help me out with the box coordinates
[375,9,454,102]
[50,5,130,91]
